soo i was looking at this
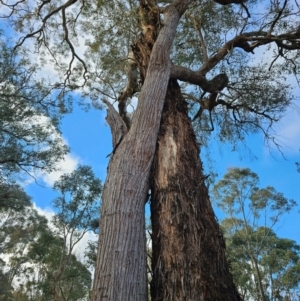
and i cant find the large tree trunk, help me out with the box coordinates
[150,80,242,301]
[92,2,191,301]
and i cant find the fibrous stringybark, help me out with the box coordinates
[150,80,242,301]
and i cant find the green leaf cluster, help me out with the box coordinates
[0,33,69,202]
[213,168,299,300]
[0,165,102,301]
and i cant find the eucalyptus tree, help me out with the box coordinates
[45,165,102,301]
[26,230,92,301]
[0,166,101,301]
[213,167,297,301]
[222,225,300,301]
[0,202,49,291]
[2,0,300,300]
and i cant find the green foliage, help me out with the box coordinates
[27,230,92,301]
[212,167,296,227]
[0,1,299,299]
[0,166,101,301]
[84,240,98,269]
[81,0,140,105]
[52,165,102,233]
[0,204,48,257]
[1,0,298,153]
[0,203,49,299]
[0,181,31,211]
[0,39,68,171]
[213,168,299,300]
[224,224,300,301]
[0,33,69,206]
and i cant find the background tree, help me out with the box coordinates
[213,167,298,301]
[0,32,69,208]
[42,165,102,301]
[0,201,49,288]
[25,229,92,301]
[1,0,300,300]
[0,165,101,301]
[0,259,14,300]
[222,225,300,301]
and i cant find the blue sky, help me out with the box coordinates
[1,0,298,246]
[25,95,300,245]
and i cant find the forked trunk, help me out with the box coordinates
[150,80,242,301]
[92,3,191,301]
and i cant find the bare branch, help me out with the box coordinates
[118,51,139,129]
[268,0,288,35]
[61,6,88,85]
[0,0,26,18]
[102,99,128,150]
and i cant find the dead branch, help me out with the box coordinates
[118,51,139,129]
[102,99,128,150]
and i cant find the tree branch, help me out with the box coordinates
[102,99,128,150]
[191,15,208,62]
[171,29,300,82]
[268,0,288,35]
[15,0,78,49]
[170,66,229,92]
[14,0,88,86]
[117,51,139,129]
[61,6,88,85]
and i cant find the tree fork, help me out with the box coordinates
[150,80,242,301]
[92,2,192,301]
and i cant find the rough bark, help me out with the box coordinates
[92,2,191,301]
[150,80,242,301]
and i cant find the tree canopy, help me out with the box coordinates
[0,32,70,212]
[1,0,299,300]
[213,167,299,301]
[0,165,102,301]
[1,0,298,146]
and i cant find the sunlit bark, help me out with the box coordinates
[91,2,191,301]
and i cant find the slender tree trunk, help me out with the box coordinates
[250,255,267,301]
[92,2,191,301]
[150,80,242,301]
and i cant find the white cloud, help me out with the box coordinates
[41,152,80,186]
[32,202,55,221]
[275,102,300,153]
[73,231,98,262]
[33,33,88,85]
[19,112,81,187]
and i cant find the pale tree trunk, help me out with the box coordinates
[92,2,191,301]
[150,80,242,301]
[250,255,267,301]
